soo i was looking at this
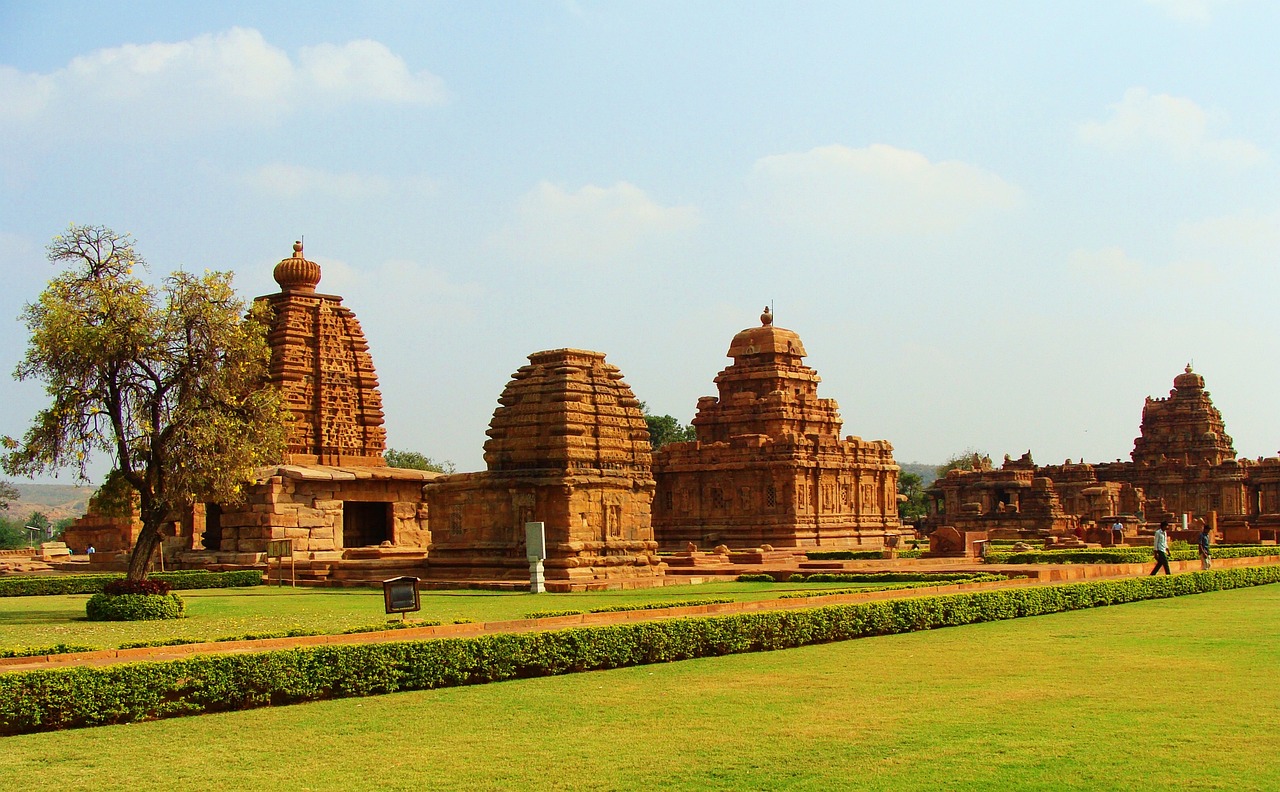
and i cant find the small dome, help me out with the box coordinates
[273,241,321,293]
[1174,364,1204,391]
[727,309,806,358]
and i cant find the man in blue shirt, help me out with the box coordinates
[1150,521,1171,576]
[1198,525,1212,570]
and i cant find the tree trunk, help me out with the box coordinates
[127,525,164,581]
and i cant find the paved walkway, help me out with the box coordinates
[2,555,1275,674]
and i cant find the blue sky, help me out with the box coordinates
[2,1,1278,482]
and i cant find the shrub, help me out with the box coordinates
[0,644,96,659]
[103,579,173,596]
[3,565,1278,735]
[735,574,778,582]
[85,593,186,621]
[984,546,1280,565]
[789,572,1006,584]
[523,598,733,620]
[806,549,924,560]
[0,570,262,597]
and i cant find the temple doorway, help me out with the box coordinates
[343,502,391,548]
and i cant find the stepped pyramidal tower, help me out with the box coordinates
[652,308,902,549]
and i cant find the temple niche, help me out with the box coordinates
[424,349,664,590]
[652,309,902,549]
[925,365,1280,543]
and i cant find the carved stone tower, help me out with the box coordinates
[256,242,387,466]
[1132,365,1235,468]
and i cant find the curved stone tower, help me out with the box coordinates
[256,242,387,466]
[425,348,663,590]
[652,308,901,549]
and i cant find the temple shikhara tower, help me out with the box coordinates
[652,309,902,549]
[200,243,437,560]
[426,349,664,588]
[259,242,387,466]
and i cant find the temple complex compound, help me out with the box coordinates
[652,309,902,550]
[926,365,1280,543]
[424,349,663,589]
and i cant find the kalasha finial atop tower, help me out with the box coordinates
[273,240,321,293]
[761,306,773,326]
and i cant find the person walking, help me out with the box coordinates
[1111,519,1124,546]
[1198,524,1212,570]
[1150,521,1172,576]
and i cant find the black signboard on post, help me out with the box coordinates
[382,576,421,620]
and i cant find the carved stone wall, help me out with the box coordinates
[214,465,438,555]
[653,309,901,549]
[255,242,386,467]
[424,349,664,589]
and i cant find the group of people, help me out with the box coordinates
[1149,521,1213,576]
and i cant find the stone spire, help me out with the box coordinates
[256,242,387,466]
[692,310,841,443]
[1132,364,1235,467]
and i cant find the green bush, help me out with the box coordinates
[3,565,1277,735]
[985,546,1279,565]
[0,570,263,597]
[776,573,1007,599]
[85,593,186,621]
[523,598,733,620]
[805,549,923,561]
[790,572,1006,584]
[0,644,97,659]
[735,574,778,582]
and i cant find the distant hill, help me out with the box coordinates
[4,483,95,522]
[899,462,941,485]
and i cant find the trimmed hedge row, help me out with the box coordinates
[0,644,96,659]
[524,598,734,619]
[0,570,264,598]
[2,565,1277,735]
[789,572,1007,584]
[806,549,923,561]
[986,546,1278,565]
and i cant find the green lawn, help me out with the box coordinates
[0,580,918,651]
[2,583,1276,790]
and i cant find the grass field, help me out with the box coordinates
[0,580,920,650]
[2,583,1276,790]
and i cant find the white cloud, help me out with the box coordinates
[241,163,437,201]
[1078,88,1264,166]
[0,28,446,137]
[747,144,1020,236]
[1142,0,1231,23]
[493,181,702,264]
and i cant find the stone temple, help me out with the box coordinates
[652,308,902,549]
[925,365,1280,543]
[424,348,664,588]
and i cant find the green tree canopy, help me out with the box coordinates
[935,449,991,482]
[2,225,289,579]
[897,470,927,521]
[0,481,16,512]
[639,401,696,450]
[384,448,456,473]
